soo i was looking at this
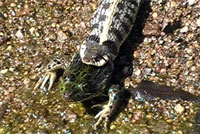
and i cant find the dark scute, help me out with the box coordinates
[109,28,123,41]
[102,40,118,56]
[113,12,131,32]
[113,12,120,19]
[124,14,133,24]
[117,2,125,9]
[130,0,138,7]
[127,4,136,14]
[87,35,100,43]
[91,23,99,30]
[102,2,110,9]
[99,14,107,21]
[121,21,130,32]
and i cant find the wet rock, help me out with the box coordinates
[196,18,200,27]
[10,2,16,7]
[188,0,196,5]
[152,12,158,18]
[1,0,200,133]
[57,30,68,41]
[134,69,141,76]
[174,104,185,114]
[8,87,16,92]
[0,36,8,45]
[180,26,189,33]
[47,32,57,41]
[0,69,8,74]
[143,22,161,36]
[15,30,24,39]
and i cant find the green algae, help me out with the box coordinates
[59,59,91,94]
[0,87,200,134]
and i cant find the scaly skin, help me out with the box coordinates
[34,53,123,129]
[34,0,141,129]
[80,0,140,67]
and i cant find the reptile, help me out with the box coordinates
[34,0,200,130]
[34,0,141,129]
[80,0,141,67]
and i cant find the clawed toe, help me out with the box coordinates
[94,105,111,130]
[34,56,67,91]
[34,71,57,92]
[93,84,123,130]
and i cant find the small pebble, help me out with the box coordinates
[6,46,13,51]
[23,77,30,85]
[29,27,35,35]
[152,12,158,18]
[4,90,9,95]
[9,68,15,72]
[0,69,8,74]
[10,3,16,7]
[110,124,116,130]
[134,69,141,76]
[188,0,196,5]
[180,26,188,33]
[174,104,185,114]
[15,30,24,39]
[177,130,183,134]
[51,23,56,27]
[196,18,200,27]
[57,31,68,41]
[80,22,86,28]
[8,87,16,92]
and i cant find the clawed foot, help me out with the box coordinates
[34,71,57,91]
[94,85,123,130]
[34,56,67,91]
[94,104,111,130]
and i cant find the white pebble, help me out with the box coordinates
[29,27,35,35]
[15,30,24,39]
[135,69,141,76]
[0,69,8,74]
[152,12,158,18]
[196,18,200,27]
[180,26,188,33]
[188,0,196,5]
[174,104,185,114]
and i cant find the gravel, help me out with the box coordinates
[0,0,200,133]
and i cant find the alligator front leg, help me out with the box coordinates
[34,56,68,91]
[94,84,124,130]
